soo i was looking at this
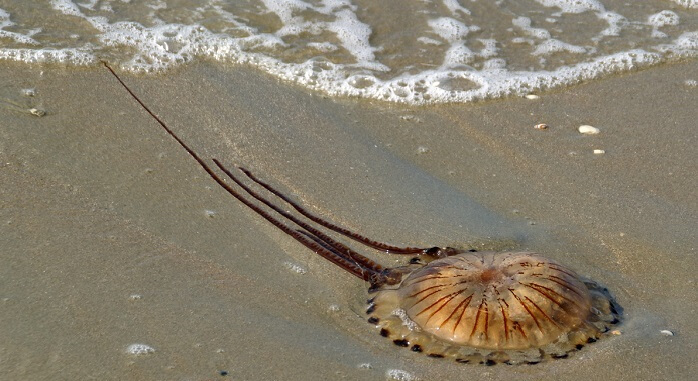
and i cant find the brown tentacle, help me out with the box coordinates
[102,61,379,283]
[213,159,387,275]
[238,166,426,254]
[296,230,374,282]
[297,229,338,254]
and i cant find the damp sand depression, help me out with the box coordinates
[1,1,697,381]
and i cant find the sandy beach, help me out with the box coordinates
[0,59,696,380]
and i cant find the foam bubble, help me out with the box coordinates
[328,304,341,312]
[428,17,475,42]
[656,31,698,56]
[20,88,36,97]
[417,36,442,46]
[512,17,552,39]
[533,39,587,55]
[327,9,384,69]
[307,42,338,53]
[648,10,680,28]
[442,0,471,16]
[443,43,474,67]
[483,58,506,70]
[0,48,95,65]
[670,0,697,9]
[49,0,84,17]
[533,0,605,14]
[386,369,417,381]
[597,12,627,38]
[284,261,307,274]
[478,39,498,58]
[649,10,681,38]
[126,343,155,355]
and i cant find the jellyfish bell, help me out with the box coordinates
[367,251,621,364]
[400,252,592,349]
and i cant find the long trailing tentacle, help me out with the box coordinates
[238,166,427,254]
[212,159,388,276]
[102,61,385,283]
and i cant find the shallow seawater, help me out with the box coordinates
[0,0,696,103]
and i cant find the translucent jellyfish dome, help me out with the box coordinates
[367,252,621,364]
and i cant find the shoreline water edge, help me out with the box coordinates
[0,0,697,104]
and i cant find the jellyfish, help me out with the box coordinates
[103,62,621,364]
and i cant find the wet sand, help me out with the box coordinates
[0,59,696,380]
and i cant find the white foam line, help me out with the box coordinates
[1,0,696,105]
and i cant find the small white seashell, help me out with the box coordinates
[29,108,46,117]
[534,123,548,130]
[593,149,605,154]
[525,94,540,99]
[660,330,674,336]
[610,330,622,335]
[578,125,600,135]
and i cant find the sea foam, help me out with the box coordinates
[0,0,695,104]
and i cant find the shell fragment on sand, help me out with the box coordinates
[28,107,45,117]
[578,125,600,134]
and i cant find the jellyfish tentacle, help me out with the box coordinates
[206,165,376,282]
[297,229,339,254]
[213,159,388,278]
[294,226,371,281]
[103,61,380,283]
[239,166,426,255]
